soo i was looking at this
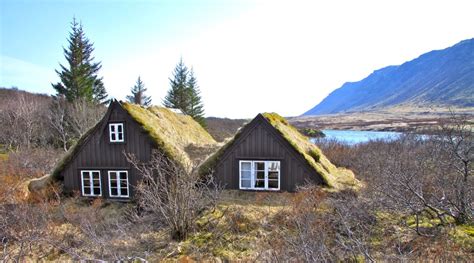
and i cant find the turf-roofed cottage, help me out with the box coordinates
[200,113,359,192]
[50,100,217,199]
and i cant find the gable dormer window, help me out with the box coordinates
[109,123,124,142]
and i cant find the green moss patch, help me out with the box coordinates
[299,128,326,138]
[0,153,8,161]
[122,103,217,166]
[449,225,474,251]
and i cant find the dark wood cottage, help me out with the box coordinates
[200,113,358,192]
[50,100,217,199]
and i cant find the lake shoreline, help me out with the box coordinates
[312,129,403,145]
[288,108,474,133]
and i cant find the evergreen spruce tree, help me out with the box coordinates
[52,18,107,104]
[163,58,189,112]
[164,59,207,127]
[186,68,206,127]
[126,76,152,106]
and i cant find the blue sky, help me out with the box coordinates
[1,0,474,118]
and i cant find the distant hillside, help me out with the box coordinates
[0,87,50,106]
[304,38,474,116]
[205,117,248,142]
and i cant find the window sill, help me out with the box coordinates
[239,188,280,191]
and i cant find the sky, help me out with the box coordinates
[1,0,474,118]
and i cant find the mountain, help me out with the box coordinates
[303,38,474,116]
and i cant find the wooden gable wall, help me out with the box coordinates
[62,102,155,198]
[214,115,324,192]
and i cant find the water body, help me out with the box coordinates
[312,130,403,145]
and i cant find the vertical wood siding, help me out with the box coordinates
[62,104,154,199]
[214,117,323,192]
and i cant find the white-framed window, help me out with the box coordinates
[108,171,129,198]
[239,160,280,191]
[109,123,124,142]
[81,170,102,197]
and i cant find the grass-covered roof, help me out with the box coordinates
[122,103,217,166]
[200,113,360,191]
[262,113,359,190]
[51,101,217,181]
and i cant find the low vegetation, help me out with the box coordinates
[0,111,472,261]
[299,127,326,138]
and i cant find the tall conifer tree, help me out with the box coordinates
[163,59,207,127]
[163,58,189,111]
[52,18,107,104]
[186,68,206,127]
[126,76,151,106]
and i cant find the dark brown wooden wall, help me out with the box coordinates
[62,103,154,199]
[214,117,323,192]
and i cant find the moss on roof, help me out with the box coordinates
[262,113,359,190]
[51,102,217,181]
[200,113,360,191]
[122,103,216,167]
[122,103,216,166]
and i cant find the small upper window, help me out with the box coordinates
[109,123,124,142]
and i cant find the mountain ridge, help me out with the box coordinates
[303,38,474,116]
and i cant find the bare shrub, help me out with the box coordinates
[67,98,106,138]
[56,199,145,261]
[126,150,221,241]
[267,186,375,262]
[49,97,73,151]
[367,129,472,229]
[329,190,376,261]
[268,187,332,262]
[0,201,57,261]
[433,114,473,224]
[0,89,105,152]
[7,148,63,175]
[0,90,51,150]
[316,114,472,229]
[49,97,106,151]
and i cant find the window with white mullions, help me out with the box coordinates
[109,123,124,142]
[108,171,129,198]
[81,170,102,197]
[267,161,280,189]
[240,161,252,188]
[254,161,266,189]
[239,160,280,191]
